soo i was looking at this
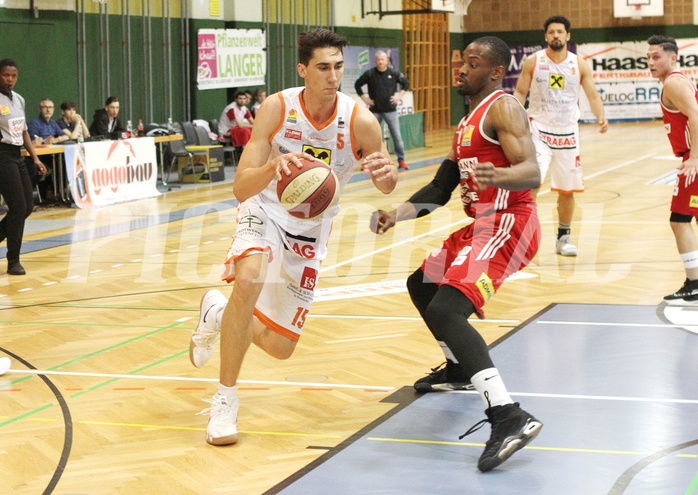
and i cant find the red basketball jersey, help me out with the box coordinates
[661,71,698,158]
[453,90,534,218]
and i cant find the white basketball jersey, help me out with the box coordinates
[527,50,581,127]
[255,87,361,228]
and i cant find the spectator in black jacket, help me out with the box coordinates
[355,51,410,170]
[89,96,125,139]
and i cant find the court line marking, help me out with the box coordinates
[537,320,698,330]
[0,415,345,439]
[6,369,395,391]
[365,437,697,458]
[451,389,698,405]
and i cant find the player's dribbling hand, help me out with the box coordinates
[273,152,316,181]
[362,152,396,183]
[370,209,396,234]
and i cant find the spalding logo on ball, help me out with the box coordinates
[277,157,339,219]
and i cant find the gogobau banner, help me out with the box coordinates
[197,29,266,90]
[64,139,159,208]
[576,39,698,122]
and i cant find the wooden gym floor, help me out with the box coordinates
[1,121,697,494]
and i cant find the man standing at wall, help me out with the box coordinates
[355,51,410,170]
[514,15,607,256]
[647,35,698,305]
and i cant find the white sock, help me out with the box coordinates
[680,251,698,270]
[217,383,237,399]
[438,341,458,363]
[471,368,513,409]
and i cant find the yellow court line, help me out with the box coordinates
[366,437,698,458]
[0,415,342,439]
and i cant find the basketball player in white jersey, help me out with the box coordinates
[188,29,398,446]
[514,15,607,257]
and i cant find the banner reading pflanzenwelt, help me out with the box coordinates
[197,29,266,90]
[578,39,698,122]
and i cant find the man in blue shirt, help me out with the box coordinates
[27,99,70,145]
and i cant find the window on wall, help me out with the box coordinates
[402,4,450,131]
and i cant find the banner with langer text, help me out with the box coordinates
[197,29,266,90]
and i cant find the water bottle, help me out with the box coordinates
[166,117,174,134]
[77,123,84,143]
[126,120,133,138]
[137,119,144,137]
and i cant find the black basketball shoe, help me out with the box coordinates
[460,402,543,472]
[664,278,698,306]
[413,362,473,393]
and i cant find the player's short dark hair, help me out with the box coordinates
[648,35,678,54]
[105,96,119,106]
[297,28,348,66]
[544,15,571,32]
[471,36,512,70]
[61,100,77,111]
[0,58,18,71]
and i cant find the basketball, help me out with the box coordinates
[277,157,339,219]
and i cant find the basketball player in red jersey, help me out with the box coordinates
[188,29,398,446]
[371,36,543,472]
[647,35,698,305]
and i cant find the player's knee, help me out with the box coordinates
[424,285,476,327]
[407,268,438,312]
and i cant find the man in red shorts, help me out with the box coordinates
[647,35,698,305]
[371,36,543,472]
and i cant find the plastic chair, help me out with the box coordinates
[194,125,214,145]
[165,137,206,187]
[181,121,198,145]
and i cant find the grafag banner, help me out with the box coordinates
[64,139,160,208]
[197,29,266,90]
[577,39,698,122]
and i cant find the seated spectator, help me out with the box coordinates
[26,99,68,201]
[217,91,254,152]
[89,96,125,139]
[27,99,70,145]
[251,88,266,118]
[56,100,91,141]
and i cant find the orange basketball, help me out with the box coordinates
[276,157,339,219]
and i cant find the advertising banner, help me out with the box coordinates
[197,29,266,90]
[64,139,159,208]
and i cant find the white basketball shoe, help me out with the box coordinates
[189,289,227,368]
[198,392,239,446]
[555,235,578,257]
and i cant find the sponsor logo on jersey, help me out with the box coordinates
[279,146,291,154]
[690,195,698,208]
[664,123,671,134]
[475,272,495,302]
[287,109,298,123]
[460,125,475,146]
[285,129,302,140]
[0,105,9,115]
[549,73,565,89]
[302,145,331,164]
[338,117,345,129]
[300,266,318,290]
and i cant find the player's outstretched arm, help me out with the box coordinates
[354,105,398,194]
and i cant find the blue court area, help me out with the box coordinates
[269,304,698,495]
